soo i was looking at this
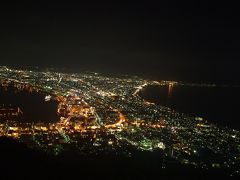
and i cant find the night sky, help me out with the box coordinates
[0,1,240,83]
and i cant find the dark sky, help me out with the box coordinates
[0,1,240,83]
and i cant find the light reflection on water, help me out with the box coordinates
[139,85,240,130]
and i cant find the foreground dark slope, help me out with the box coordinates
[0,137,232,180]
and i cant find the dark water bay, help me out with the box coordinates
[139,85,240,130]
[0,85,59,123]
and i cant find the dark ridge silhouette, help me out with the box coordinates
[0,137,232,180]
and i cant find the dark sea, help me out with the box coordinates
[0,85,59,123]
[139,85,240,130]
